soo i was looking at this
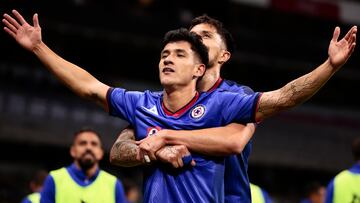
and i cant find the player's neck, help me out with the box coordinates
[163,84,197,113]
[197,66,221,92]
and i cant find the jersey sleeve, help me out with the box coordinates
[107,87,144,125]
[231,85,255,95]
[115,180,128,203]
[40,175,56,203]
[261,189,273,203]
[221,91,261,123]
[20,197,31,203]
[325,179,335,203]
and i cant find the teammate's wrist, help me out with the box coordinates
[159,129,171,144]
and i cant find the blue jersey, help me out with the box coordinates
[210,79,259,203]
[107,86,261,203]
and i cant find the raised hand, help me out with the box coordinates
[2,10,42,51]
[328,26,357,70]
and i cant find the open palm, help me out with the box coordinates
[328,26,357,69]
[2,10,42,52]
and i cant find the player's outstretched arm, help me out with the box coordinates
[2,10,109,109]
[255,26,357,122]
[110,128,144,167]
[137,123,256,157]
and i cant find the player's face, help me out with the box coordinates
[70,131,104,169]
[159,41,205,87]
[190,23,226,68]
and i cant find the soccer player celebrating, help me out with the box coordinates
[110,15,357,203]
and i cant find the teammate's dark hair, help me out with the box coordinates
[162,28,209,68]
[352,137,360,161]
[190,14,235,54]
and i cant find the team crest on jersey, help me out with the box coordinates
[191,104,206,119]
[147,126,161,136]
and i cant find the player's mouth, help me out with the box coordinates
[162,67,175,73]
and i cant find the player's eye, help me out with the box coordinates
[202,34,211,39]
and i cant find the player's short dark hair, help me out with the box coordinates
[352,137,360,161]
[73,127,101,144]
[161,28,209,68]
[190,14,235,54]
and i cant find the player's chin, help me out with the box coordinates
[79,158,96,169]
[160,78,175,87]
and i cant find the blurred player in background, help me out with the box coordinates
[325,137,360,203]
[21,170,48,203]
[250,183,273,203]
[123,179,141,203]
[40,128,127,203]
[300,181,326,203]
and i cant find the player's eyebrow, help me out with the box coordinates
[175,49,187,55]
[161,48,187,56]
[200,30,213,36]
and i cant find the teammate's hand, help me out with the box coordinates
[328,26,357,70]
[2,9,42,52]
[155,145,195,168]
[137,134,166,161]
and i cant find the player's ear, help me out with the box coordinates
[219,50,230,65]
[70,145,76,158]
[194,63,206,78]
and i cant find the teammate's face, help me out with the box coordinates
[159,41,205,87]
[190,23,227,68]
[70,131,104,170]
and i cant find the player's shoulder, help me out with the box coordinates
[110,87,161,99]
[221,79,255,94]
[143,90,163,98]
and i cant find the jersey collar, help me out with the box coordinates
[349,163,360,174]
[162,92,200,117]
[207,77,223,92]
[67,163,100,186]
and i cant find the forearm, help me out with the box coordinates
[257,59,335,120]
[110,128,143,167]
[162,123,255,156]
[33,42,109,107]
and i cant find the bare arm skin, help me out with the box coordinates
[109,128,144,167]
[110,123,255,165]
[110,128,196,168]
[255,26,357,122]
[137,123,256,160]
[2,10,109,109]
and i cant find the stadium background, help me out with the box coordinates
[0,0,359,202]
